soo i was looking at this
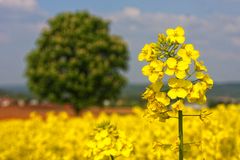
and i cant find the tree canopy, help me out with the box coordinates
[25,11,129,111]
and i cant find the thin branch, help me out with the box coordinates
[183,114,200,117]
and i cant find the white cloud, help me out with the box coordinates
[105,7,240,50]
[232,37,240,46]
[108,7,141,23]
[0,0,37,11]
[99,7,240,82]
[107,8,211,36]
[123,7,140,18]
[0,32,10,44]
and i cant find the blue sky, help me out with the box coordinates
[0,0,240,85]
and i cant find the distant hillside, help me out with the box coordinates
[1,82,240,101]
[0,84,31,97]
[121,83,240,100]
[207,83,240,99]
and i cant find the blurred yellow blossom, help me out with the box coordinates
[0,105,239,159]
[86,121,133,160]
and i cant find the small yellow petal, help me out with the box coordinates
[191,50,199,60]
[138,52,145,61]
[168,78,178,87]
[185,44,194,52]
[176,37,185,44]
[151,60,164,69]
[166,58,177,68]
[166,28,174,36]
[165,68,175,76]
[196,72,205,79]
[176,88,188,98]
[177,61,189,71]
[172,100,184,111]
[177,49,187,58]
[176,70,187,79]
[156,92,170,106]
[195,61,208,72]
[151,81,163,92]
[142,65,151,76]
[168,89,177,99]
[175,26,185,36]
[149,73,159,83]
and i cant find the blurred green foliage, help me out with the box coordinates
[25,11,129,112]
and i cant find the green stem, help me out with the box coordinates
[168,44,176,55]
[183,114,200,117]
[110,155,114,160]
[186,71,195,80]
[178,110,184,160]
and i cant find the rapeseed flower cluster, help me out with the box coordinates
[138,26,213,121]
[85,121,133,160]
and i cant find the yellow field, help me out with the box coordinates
[0,104,240,160]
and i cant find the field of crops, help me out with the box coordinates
[0,104,239,160]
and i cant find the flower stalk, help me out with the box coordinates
[110,155,114,160]
[138,26,214,160]
[178,110,184,160]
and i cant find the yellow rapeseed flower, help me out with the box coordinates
[167,78,192,99]
[155,92,170,106]
[166,26,185,44]
[196,72,214,89]
[177,44,199,63]
[195,60,207,72]
[86,122,133,160]
[187,82,207,104]
[138,43,158,62]
[147,100,167,112]
[165,57,190,79]
[142,81,163,100]
[142,60,164,82]
[172,100,184,111]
